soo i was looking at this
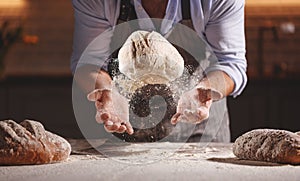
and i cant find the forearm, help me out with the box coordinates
[198,70,235,99]
[74,65,112,94]
[204,0,247,97]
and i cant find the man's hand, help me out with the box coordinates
[171,86,222,125]
[87,88,134,135]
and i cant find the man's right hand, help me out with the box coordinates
[87,88,134,135]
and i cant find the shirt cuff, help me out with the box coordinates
[204,62,247,98]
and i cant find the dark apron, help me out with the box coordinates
[107,0,230,142]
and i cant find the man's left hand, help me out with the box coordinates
[171,86,222,124]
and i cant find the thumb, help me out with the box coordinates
[171,113,181,125]
[87,89,103,101]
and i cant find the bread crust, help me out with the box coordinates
[233,129,300,164]
[0,120,71,165]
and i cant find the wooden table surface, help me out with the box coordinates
[0,141,299,181]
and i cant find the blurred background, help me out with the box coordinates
[0,0,299,141]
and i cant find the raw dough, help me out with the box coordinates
[0,120,71,165]
[118,30,184,84]
[233,129,300,164]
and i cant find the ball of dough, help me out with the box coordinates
[118,30,184,84]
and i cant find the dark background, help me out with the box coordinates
[0,0,299,141]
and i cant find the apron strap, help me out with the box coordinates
[118,0,137,21]
[181,0,191,20]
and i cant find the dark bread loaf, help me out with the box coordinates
[0,120,71,165]
[233,129,300,164]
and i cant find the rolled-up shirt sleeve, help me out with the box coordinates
[204,0,247,97]
[71,0,118,74]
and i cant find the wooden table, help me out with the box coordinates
[0,141,299,181]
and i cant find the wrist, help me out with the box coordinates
[197,71,234,98]
[94,70,113,90]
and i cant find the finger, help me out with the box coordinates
[104,120,120,132]
[105,121,121,132]
[171,113,181,125]
[182,110,203,124]
[175,114,189,124]
[197,107,209,121]
[95,110,110,123]
[100,112,110,121]
[124,122,134,135]
[116,125,127,133]
[104,125,115,133]
[112,122,121,131]
[95,112,104,123]
[183,110,195,122]
[103,120,113,132]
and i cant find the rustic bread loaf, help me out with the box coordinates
[0,120,71,165]
[233,129,300,164]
